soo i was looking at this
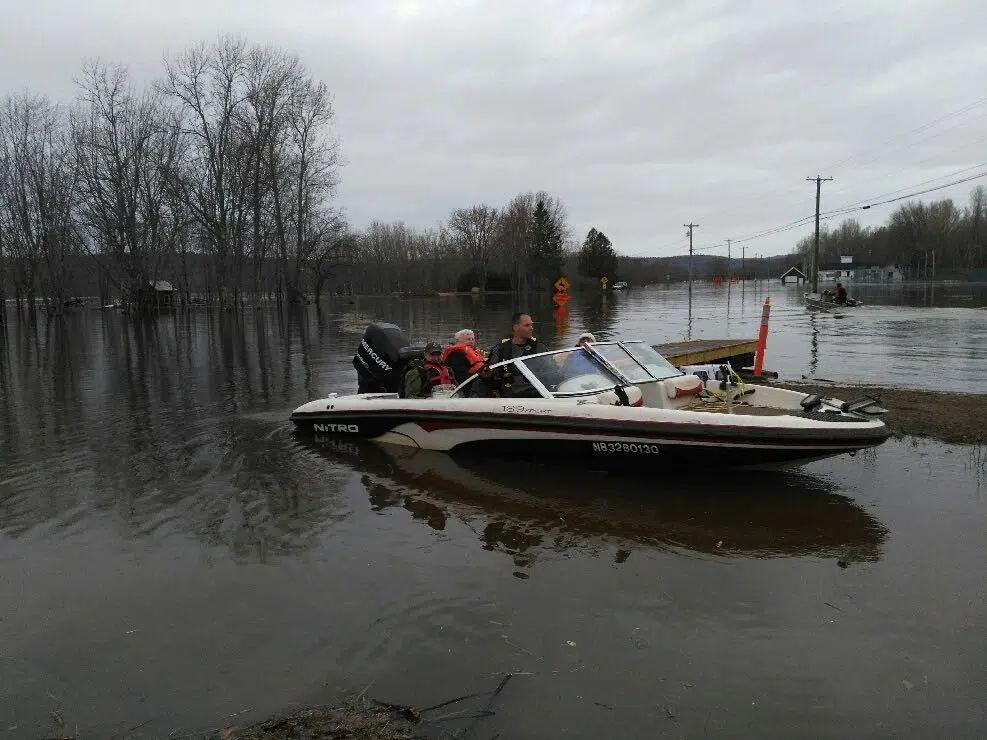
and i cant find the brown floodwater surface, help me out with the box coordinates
[1,287,985,738]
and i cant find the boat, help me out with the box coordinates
[611,281,628,290]
[804,291,862,311]
[289,323,891,470]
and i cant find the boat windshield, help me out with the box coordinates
[618,341,683,380]
[519,348,624,395]
[585,343,655,384]
[451,342,682,398]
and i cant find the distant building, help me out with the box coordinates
[818,256,903,284]
[137,280,176,308]
[779,266,807,285]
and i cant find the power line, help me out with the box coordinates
[822,162,987,216]
[821,129,987,204]
[689,166,987,257]
[684,96,987,232]
[822,96,987,173]
[830,169,987,215]
[639,97,987,256]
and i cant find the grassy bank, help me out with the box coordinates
[773,381,987,445]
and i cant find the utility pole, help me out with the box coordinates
[807,176,833,293]
[684,223,698,296]
[726,238,732,283]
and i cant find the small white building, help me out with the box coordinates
[780,266,807,285]
[818,256,903,284]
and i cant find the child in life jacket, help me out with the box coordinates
[400,342,457,398]
[423,342,456,393]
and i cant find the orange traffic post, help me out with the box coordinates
[753,297,771,376]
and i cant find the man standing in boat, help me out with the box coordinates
[488,312,541,397]
[834,282,847,304]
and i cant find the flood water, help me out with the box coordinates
[1,283,986,738]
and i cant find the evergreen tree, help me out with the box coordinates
[577,227,618,281]
[528,197,564,288]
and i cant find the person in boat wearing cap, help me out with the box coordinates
[441,329,487,383]
[487,312,541,397]
[564,331,600,377]
[833,282,848,304]
[422,341,456,395]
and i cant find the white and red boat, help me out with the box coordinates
[290,323,890,470]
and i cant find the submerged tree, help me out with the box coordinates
[159,35,342,306]
[0,93,78,315]
[72,60,187,311]
[161,35,260,306]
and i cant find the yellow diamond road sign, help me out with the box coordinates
[554,277,570,292]
[600,276,609,284]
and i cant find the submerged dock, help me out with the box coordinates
[655,338,758,368]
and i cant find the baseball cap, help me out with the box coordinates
[424,342,443,355]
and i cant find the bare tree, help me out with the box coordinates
[0,93,78,315]
[241,45,301,299]
[161,35,254,306]
[497,193,535,292]
[280,73,339,301]
[72,60,187,311]
[0,124,9,309]
[967,185,985,268]
[448,204,499,290]
[926,199,961,273]
[307,215,353,303]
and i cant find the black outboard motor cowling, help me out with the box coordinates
[353,322,425,393]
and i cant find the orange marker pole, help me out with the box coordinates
[753,297,771,377]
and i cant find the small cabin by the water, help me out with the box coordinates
[779,266,807,285]
[135,280,176,309]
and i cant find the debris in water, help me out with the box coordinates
[213,696,419,739]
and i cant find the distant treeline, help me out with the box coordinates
[0,34,586,314]
[795,187,987,278]
[0,35,348,315]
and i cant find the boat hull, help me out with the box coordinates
[290,397,891,471]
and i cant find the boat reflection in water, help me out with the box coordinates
[298,436,888,571]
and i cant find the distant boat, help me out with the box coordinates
[804,291,862,312]
[611,281,628,290]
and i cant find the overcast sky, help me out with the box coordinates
[3,0,986,258]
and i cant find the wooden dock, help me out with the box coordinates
[655,338,758,368]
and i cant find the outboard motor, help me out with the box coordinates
[353,322,425,393]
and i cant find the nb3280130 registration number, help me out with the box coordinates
[592,441,661,454]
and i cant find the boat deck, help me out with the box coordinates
[684,402,794,416]
[655,338,758,368]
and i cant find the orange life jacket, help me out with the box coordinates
[423,360,454,387]
[441,343,486,375]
